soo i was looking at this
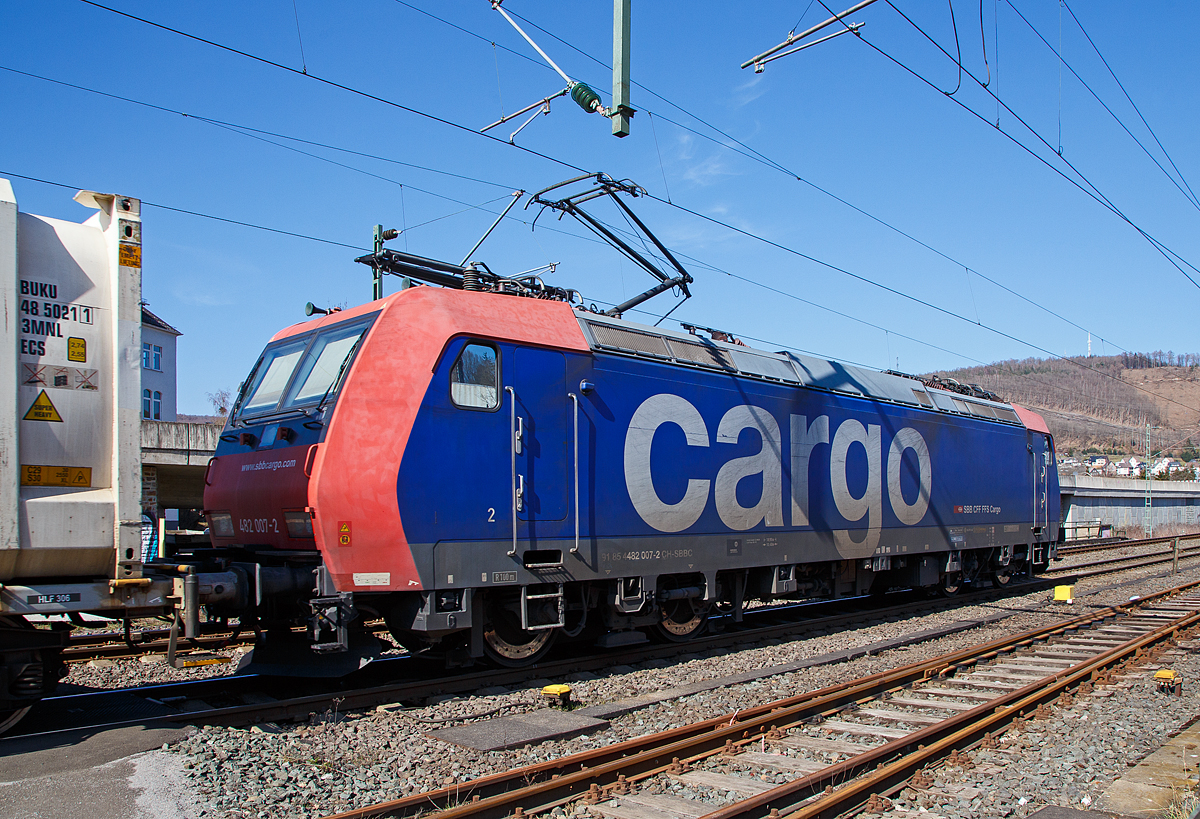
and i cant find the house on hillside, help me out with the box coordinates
[1114,456,1143,477]
[1152,458,1186,477]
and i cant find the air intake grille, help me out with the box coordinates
[667,339,735,370]
[587,323,671,357]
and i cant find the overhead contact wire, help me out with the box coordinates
[834,1,1200,292]
[74,0,589,177]
[483,4,1130,351]
[645,190,1200,417]
[383,1,1127,353]
[1062,0,1200,210]
[1004,0,1200,213]
[52,3,1196,408]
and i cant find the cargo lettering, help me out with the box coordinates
[623,394,932,535]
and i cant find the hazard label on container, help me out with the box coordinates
[118,243,141,268]
[68,337,86,362]
[21,465,92,487]
[23,390,62,422]
[337,521,352,546]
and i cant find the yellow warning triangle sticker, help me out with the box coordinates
[23,390,63,422]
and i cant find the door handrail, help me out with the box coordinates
[506,385,518,557]
[569,392,580,555]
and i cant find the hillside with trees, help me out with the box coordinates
[926,353,1200,456]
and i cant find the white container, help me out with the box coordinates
[0,180,143,582]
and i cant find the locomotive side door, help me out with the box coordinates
[1030,432,1048,537]
[511,348,568,540]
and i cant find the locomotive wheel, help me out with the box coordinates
[482,597,556,667]
[652,598,709,642]
[0,706,31,736]
[991,567,1014,587]
[939,572,963,597]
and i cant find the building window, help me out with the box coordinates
[142,389,152,419]
[142,342,162,371]
[152,391,162,421]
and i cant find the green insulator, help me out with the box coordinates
[571,82,601,113]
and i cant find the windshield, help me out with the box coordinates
[235,316,374,420]
[240,341,306,415]
[283,324,366,407]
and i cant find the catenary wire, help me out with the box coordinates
[91,0,1130,361]
[643,190,1200,418]
[77,0,1199,325]
[1062,0,1200,211]
[6,166,1191,426]
[44,4,1199,408]
[829,0,1200,292]
[454,3,1132,352]
[0,65,516,193]
[1004,0,1200,212]
[73,0,590,178]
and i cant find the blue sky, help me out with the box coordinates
[3,1,1197,414]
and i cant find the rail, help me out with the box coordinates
[319,579,1200,819]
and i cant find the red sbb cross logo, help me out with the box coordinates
[338,521,352,546]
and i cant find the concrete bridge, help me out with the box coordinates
[1059,474,1200,534]
[140,420,220,511]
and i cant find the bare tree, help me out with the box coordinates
[206,388,233,418]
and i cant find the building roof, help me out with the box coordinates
[141,305,181,336]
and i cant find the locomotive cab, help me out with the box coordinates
[200,306,380,666]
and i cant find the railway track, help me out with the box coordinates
[319,579,1200,819]
[15,544,1197,740]
[9,578,1063,740]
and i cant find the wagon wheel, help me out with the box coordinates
[0,706,31,736]
[0,616,46,736]
[991,566,1014,587]
[481,594,556,667]
[652,597,709,642]
[939,572,963,597]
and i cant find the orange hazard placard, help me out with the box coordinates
[337,521,352,546]
[118,243,142,268]
[21,465,92,487]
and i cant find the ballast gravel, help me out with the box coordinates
[151,554,1200,818]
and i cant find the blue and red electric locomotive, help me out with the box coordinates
[200,177,1060,668]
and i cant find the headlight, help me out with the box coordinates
[208,512,235,538]
[284,510,314,539]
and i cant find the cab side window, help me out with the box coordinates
[450,343,498,409]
